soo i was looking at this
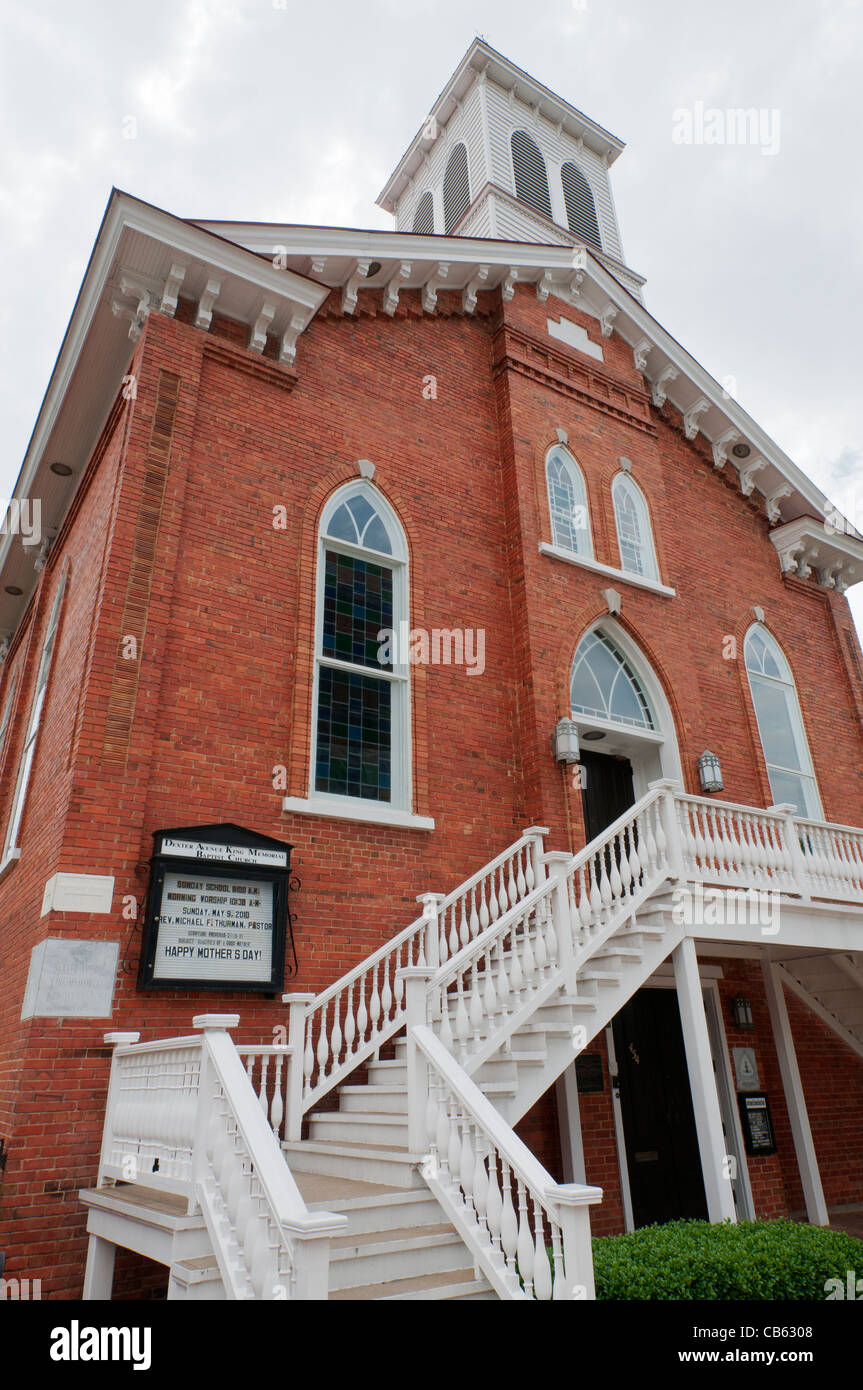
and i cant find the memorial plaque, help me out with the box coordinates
[21,938,119,1019]
[139,824,293,993]
[737,1091,777,1155]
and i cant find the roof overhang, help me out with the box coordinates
[375,37,625,214]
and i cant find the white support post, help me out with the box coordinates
[282,994,314,1142]
[399,966,435,1154]
[82,1234,117,1300]
[554,1189,601,1300]
[416,892,444,970]
[524,826,550,890]
[192,1014,239,1214]
[648,778,684,879]
[761,958,829,1225]
[672,938,737,1223]
[555,1066,586,1184]
[544,850,575,991]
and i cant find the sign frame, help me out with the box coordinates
[138,823,293,994]
[737,1091,777,1156]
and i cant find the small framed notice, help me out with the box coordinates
[139,824,293,993]
[737,1091,777,1156]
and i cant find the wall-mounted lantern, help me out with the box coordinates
[731,993,754,1029]
[697,748,724,793]
[552,718,581,764]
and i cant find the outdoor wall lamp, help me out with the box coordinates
[731,994,754,1029]
[697,748,724,793]
[552,718,581,764]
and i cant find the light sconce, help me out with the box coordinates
[731,993,754,1029]
[697,749,723,793]
[552,718,581,764]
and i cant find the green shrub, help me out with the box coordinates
[590,1219,863,1300]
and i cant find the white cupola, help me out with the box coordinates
[376,38,644,298]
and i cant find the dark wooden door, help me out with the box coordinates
[580,749,635,841]
[612,989,708,1227]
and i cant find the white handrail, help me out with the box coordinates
[413,1025,601,1300]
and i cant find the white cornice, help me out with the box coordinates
[769,517,863,593]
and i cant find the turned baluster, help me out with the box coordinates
[479,879,490,930]
[393,948,405,1016]
[257,1054,270,1116]
[316,1002,330,1086]
[356,976,369,1049]
[485,1150,503,1254]
[532,1196,552,1300]
[381,957,393,1023]
[459,896,470,949]
[455,978,471,1060]
[516,1180,535,1297]
[469,887,480,938]
[469,966,485,1043]
[270,1053,284,1138]
[500,1161,518,1278]
[516,848,527,900]
[473,1129,489,1232]
[550,1224,566,1300]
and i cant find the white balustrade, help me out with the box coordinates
[414,1026,601,1300]
[675,795,797,891]
[794,817,863,900]
[293,829,547,1116]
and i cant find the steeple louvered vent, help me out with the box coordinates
[412,190,435,234]
[561,161,601,249]
[442,144,470,233]
[510,130,553,221]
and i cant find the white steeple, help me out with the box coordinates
[376,39,644,299]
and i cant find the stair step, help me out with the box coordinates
[308,1112,408,1147]
[330,1224,471,1289]
[339,1084,407,1115]
[330,1266,493,1301]
[283,1140,423,1188]
[579,970,621,987]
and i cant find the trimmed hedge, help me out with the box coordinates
[591,1219,863,1300]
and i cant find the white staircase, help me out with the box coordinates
[82,783,863,1299]
[776,951,863,1058]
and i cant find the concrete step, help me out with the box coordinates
[283,1139,424,1188]
[330,1224,472,1289]
[307,1111,409,1147]
[339,1084,408,1114]
[330,1266,495,1301]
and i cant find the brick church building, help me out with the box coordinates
[1,39,862,1300]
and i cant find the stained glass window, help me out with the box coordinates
[744,626,821,818]
[571,630,655,730]
[546,446,593,557]
[313,483,408,808]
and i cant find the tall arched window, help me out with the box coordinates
[546,445,593,557]
[612,474,659,581]
[443,144,470,233]
[412,190,435,234]
[744,625,821,817]
[313,483,409,808]
[571,629,655,730]
[511,130,553,220]
[561,162,601,248]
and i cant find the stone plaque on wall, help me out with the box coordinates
[21,938,119,1020]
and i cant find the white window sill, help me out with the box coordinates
[539,542,676,597]
[0,848,21,882]
[282,796,435,831]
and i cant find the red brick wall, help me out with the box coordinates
[1,283,862,1292]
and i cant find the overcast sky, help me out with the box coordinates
[2,0,862,632]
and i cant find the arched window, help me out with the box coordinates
[571,629,655,730]
[442,144,470,233]
[511,130,553,220]
[612,474,659,581]
[412,190,435,235]
[561,162,601,248]
[744,625,821,817]
[313,483,409,808]
[546,445,593,557]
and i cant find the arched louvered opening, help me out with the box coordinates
[443,144,470,233]
[511,130,553,221]
[561,162,601,249]
[412,190,435,235]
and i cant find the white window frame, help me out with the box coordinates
[546,445,594,559]
[744,625,822,819]
[612,472,660,582]
[307,481,412,818]
[2,564,68,869]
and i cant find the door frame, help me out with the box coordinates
[606,973,755,1230]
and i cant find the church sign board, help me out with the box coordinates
[139,824,292,992]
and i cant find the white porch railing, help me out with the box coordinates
[409,1024,601,1300]
[287,827,547,1128]
[96,1016,345,1299]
